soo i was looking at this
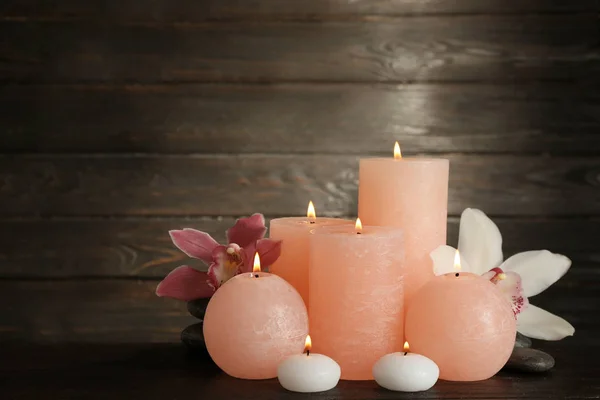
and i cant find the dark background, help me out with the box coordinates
[0,1,598,344]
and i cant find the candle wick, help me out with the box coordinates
[306,350,310,357]
[254,274,259,278]
[404,352,408,356]
[309,221,315,225]
[357,232,361,235]
[455,272,459,277]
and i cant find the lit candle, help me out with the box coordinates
[309,219,405,380]
[277,335,341,393]
[358,142,449,302]
[203,253,309,379]
[373,342,439,392]
[269,202,352,306]
[405,251,516,381]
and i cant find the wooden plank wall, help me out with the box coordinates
[0,0,598,343]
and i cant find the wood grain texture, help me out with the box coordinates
[1,16,598,83]
[0,0,597,21]
[2,83,599,154]
[0,277,595,345]
[1,345,599,400]
[0,217,598,278]
[0,154,599,217]
[0,280,195,343]
[1,346,599,400]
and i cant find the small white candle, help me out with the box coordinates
[373,342,439,392]
[277,335,341,393]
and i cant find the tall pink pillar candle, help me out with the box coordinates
[270,202,352,306]
[405,272,516,381]
[203,256,309,380]
[359,145,449,303]
[309,221,405,380]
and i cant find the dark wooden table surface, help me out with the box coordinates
[1,339,598,399]
[1,274,599,399]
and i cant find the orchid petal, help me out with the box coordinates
[457,208,503,275]
[257,238,282,267]
[155,266,214,301]
[242,239,282,272]
[169,229,219,264]
[206,262,220,290]
[481,270,496,280]
[240,242,257,273]
[226,213,267,248]
[431,245,472,275]
[517,304,575,340]
[492,270,529,318]
[499,250,571,297]
[208,245,243,288]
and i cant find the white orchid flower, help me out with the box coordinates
[430,208,575,341]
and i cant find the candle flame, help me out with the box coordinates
[403,341,410,352]
[253,252,261,273]
[394,141,402,160]
[305,335,312,352]
[355,217,363,232]
[307,201,316,221]
[454,250,461,271]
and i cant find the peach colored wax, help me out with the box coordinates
[309,224,405,380]
[405,272,516,381]
[359,156,449,303]
[270,217,352,306]
[203,272,308,379]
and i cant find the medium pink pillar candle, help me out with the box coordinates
[270,202,352,306]
[203,254,309,379]
[310,220,405,380]
[359,144,449,303]
[405,272,516,381]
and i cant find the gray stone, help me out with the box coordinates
[515,332,532,348]
[504,347,555,373]
[181,322,207,352]
[187,298,210,320]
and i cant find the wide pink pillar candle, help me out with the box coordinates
[270,210,352,306]
[359,153,449,302]
[309,223,405,380]
[203,270,308,379]
[405,272,516,381]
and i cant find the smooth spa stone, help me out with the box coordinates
[187,298,210,320]
[309,224,405,380]
[504,348,555,373]
[203,272,308,380]
[359,156,449,303]
[277,353,341,393]
[515,332,533,348]
[269,216,352,306]
[405,272,516,382]
[181,322,206,353]
[372,353,439,392]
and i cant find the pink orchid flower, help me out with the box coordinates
[156,214,282,302]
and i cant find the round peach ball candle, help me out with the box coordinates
[203,253,309,379]
[310,219,405,380]
[269,201,352,306]
[405,256,516,381]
